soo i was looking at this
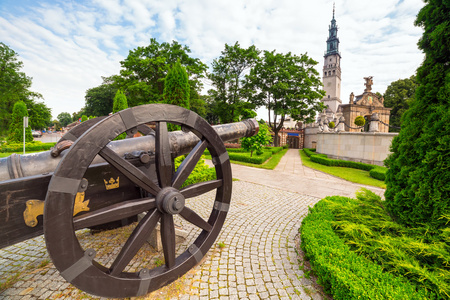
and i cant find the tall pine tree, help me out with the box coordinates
[384,0,450,230]
[163,61,190,109]
[8,101,33,143]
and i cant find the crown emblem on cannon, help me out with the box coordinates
[104,177,119,190]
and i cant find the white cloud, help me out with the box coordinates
[1,0,424,121]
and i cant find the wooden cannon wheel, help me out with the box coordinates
[44,104,232,298]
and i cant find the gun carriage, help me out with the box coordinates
[0,104,258,298]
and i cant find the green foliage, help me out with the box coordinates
[0,43,46,135]
[208,42,260,123]
[227,151,272,164]
[7,101,33,143]
[301,190,441,299]
[112,90,128,113]
[240,121,272,157]
[81,115,88,122]
[384,0,450,230]
[328,121,335,128]
[354,116,365,126]
[246,50,325,146]
[163,60,190,109]
[300,150,386,188]
[174,155,216,188]
[111,38,207,107]
[310,154,374,171]
[383,76,418,132]
[85,78,116,117]
[369,167,387,181]
[0,141,56,152]
[57,112,72,127]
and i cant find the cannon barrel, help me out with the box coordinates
[0,119,258,181]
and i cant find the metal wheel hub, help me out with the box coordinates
[156,187,185,215]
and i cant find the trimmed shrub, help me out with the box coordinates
[369,167,387,181]
[354,116,365,126]
[0,141,56,153]
[301,192,437,299]
[227,151,272,164]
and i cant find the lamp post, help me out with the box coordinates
[23,116,28,154]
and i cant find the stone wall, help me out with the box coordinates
[304,126,319,149]
[315,131,398,166]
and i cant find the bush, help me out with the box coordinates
[301,191,438,299]
[328,121,335,128]
[384,0,450,230]
[174,155,216,188]
[0,141,56,153]
[369,167,387,181]
[228,151,272,164]
[354,116,365,126]
[303,148,316,157]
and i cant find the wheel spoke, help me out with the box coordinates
[179,206,212,232]
[180,179,222,199]
[109,209,161,276]
[137,124,154,135]
[172,140,208,189]
[100,146,160,195]
[73,197,156,230]
[160,214,176,269]
[156,122,173,188]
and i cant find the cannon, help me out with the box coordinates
[0,104,259,298]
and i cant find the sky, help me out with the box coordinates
[1,0,425,121]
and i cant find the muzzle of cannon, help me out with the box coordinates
[0,104,258,298]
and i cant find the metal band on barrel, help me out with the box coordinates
[61,249,96,282]
[189,244,203,263]
[48,176,81,195]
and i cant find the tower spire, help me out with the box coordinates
[333,2,335,19]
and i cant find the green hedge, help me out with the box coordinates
[303,148,388,181]
[0,141,56,153]
[227,151,272,164]
[369,167,387,181]
[301,194,435,299]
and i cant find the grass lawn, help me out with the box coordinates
[299,149,386,189]
[205,148,288,170]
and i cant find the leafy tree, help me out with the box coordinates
[81,115,88,122]
[0,43,42,135]
[85,77,117,117]
[384,0,450,230]
[7,101,33,143]
[163,61,190,109]
[52,120,62,131]
[113,89,128,113]
[383,76,418,132]
[112,38,207,106]
[246,50,325,146]
[57,112,72,127]
[203,95,220,125]
[241,120,273,157]
[208,42,260,123]
[189,89,206,118]
[28,101,52,130]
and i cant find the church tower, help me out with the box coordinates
[321,4,342,113]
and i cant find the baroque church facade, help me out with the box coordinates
[317,6,391,133]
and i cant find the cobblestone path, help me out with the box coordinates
[0,181,322,300]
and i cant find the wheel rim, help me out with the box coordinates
[44,104,231,298]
